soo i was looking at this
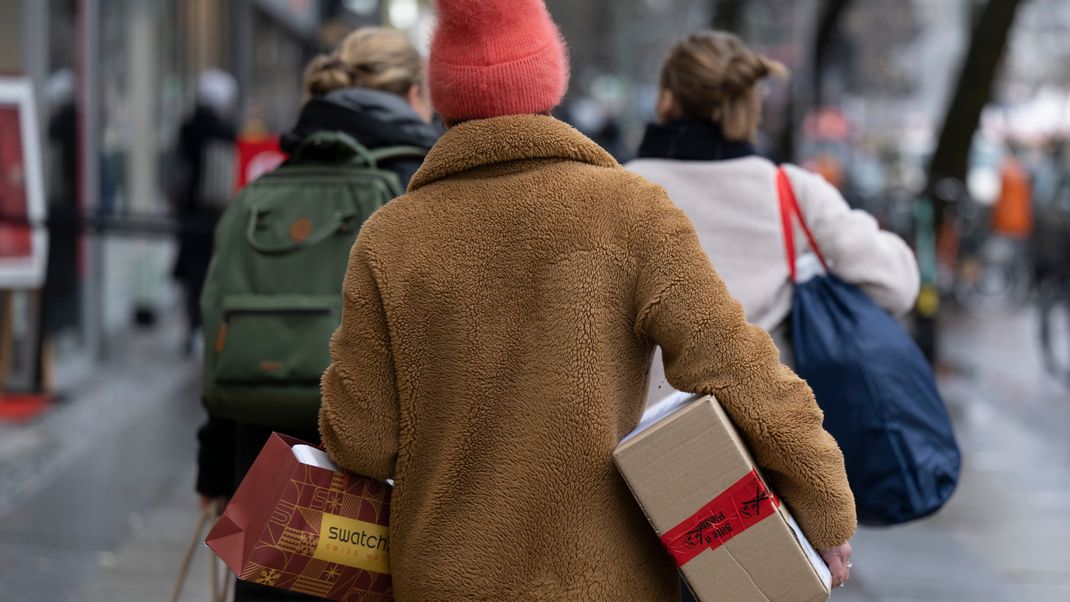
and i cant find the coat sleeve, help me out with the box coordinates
[319,238,399,482]
[632,186,857,550]
[786,165,920,316]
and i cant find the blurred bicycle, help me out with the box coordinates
[953,233,1033,317]
[933,176,1033,317]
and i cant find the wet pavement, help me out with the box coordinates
[837,308,1070,602]
[0,321,206,602]
[0,308,1067,601]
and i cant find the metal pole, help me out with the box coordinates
[128,5,158,218]
[128,2,161,325]
[231,0,253,123]
[78,0,105,360]
[23,0,48,140]
[379,0,390,26]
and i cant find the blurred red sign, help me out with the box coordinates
[804,107,851,141]
[0,78,46,289]
[236,135,287,190]
[0,105,31,259]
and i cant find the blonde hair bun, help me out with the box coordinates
[303,28,423,98]
[660,31,787,142]
[305,55,356,97]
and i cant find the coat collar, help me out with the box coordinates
[636,118,757,162]
[408,114,618,191]
[281,86,441,155]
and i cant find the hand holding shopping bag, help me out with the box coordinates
[205,433,393,601]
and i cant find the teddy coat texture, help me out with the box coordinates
[319,115,856,601]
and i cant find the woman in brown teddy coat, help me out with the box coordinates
[319,1,856,600]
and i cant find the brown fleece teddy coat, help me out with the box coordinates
[320,115,856,601]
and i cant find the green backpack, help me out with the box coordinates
[201,132,425,430]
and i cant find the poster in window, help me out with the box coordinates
[0,78,47,289]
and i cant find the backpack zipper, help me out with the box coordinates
[215,308,332,353]
[258,169,401,196]
[222,308,332,320]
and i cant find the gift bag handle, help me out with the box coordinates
[170,501,232,602]
[776,166,829,282]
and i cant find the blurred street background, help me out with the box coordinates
[0,0,1069,601]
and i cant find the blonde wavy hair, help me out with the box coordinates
[304,28,423,98]
[659,31,787,142]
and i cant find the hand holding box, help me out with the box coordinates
[615,393,833,602]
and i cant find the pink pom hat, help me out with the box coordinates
[429,0,570,121]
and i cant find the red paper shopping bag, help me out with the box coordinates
[206,433,393,601]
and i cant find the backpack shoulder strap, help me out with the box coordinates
[776,166,829,281]
[368,145,429,164]
[291,131,378,166]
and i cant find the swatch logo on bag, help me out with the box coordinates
[313,513,390,574]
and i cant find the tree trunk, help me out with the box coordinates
[775,0,855,162]
[916,0,1023,363]
[927,0,1024,196]
[812,0,854,108]
[711,0,746,33]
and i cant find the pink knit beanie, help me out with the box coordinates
[429,0,570,121]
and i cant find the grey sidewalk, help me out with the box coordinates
[836,309,1070,602]
[0,321,205,602]
[82,466,223,602]
[2,308,1069,601]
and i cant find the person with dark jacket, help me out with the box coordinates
[37,71,80,391]
[280,87,437,186]
[172,70,239,355]
[195,28,438,602]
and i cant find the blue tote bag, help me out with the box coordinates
[777,168,961,525]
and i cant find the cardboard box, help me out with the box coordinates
[614,393,832,602]
[206,433,393,601]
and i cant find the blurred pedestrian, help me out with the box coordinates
[36,70,80,392]
[172,70,239,356]
[807,152,846,191]
[627,31,919,369]
[991,144,1034,240]
[319,3,855,599]
[1032,141,1070,377]
[284,28,439,184]
[196,28,438,602]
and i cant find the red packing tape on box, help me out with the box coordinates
[659,469,780,566]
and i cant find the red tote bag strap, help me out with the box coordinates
[776,167,829,282]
